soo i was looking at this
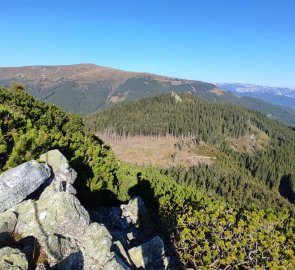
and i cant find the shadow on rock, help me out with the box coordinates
[51,251,84,270]
[89,172,172,269]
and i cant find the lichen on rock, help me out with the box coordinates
[0,247,28,270]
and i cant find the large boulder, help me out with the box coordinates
[43,234,82,268]
[80,223,130,270]
[0,247,28,270]
[0,160,51,213]
[14,192,90,266]
[50,250,84,270]
[15,192,90,240]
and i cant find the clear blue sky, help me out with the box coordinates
[0,0,294,88]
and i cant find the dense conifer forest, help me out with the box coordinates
[1,86,295,269]
[84,92,295,206]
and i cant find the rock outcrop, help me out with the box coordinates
[121,196,147,225]
[0,160,51,213]
[39,150,77,198]
[0,149,171,269]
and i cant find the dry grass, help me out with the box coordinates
[99,133,215,168]
[209,88,225,96]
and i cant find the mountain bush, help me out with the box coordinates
[1,86,295,269]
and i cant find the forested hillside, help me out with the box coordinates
[84,92,295,208]
[1,86,295,269]
[0,64,216,115]
[1,64,295,125]
[85,93,251,140]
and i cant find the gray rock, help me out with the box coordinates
[0,210,18,246]
[128,236,165,269]
[81,223,130,270]
[127,232,135,242]
[121,196,147,225]
[0,160,51,213]
[51,250,84,270]
[0,210,17,235]
[113,240,133,266]
[39,150,77,199]
[39,150,69,174]
[54,163,77,185]
[39,179,76,201]
[44,234,81,267]
[15,192,90,240]
[0,247,28,270]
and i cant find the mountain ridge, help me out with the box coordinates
[1,64,295,125]
[0,63,217,114]
[218,82,295,109]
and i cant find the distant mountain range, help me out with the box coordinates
[0,64,220,115]
[0,64,295,125]
[217,83,295,110]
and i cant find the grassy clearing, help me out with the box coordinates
[98,133,216,168]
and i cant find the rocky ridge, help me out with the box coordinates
[0,150,170,270]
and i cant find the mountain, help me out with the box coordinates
[218,83,295,109]
[1,64,295,125]
[0,64,216,115]
[1,86,295,269]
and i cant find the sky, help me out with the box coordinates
[0,0,294,88]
